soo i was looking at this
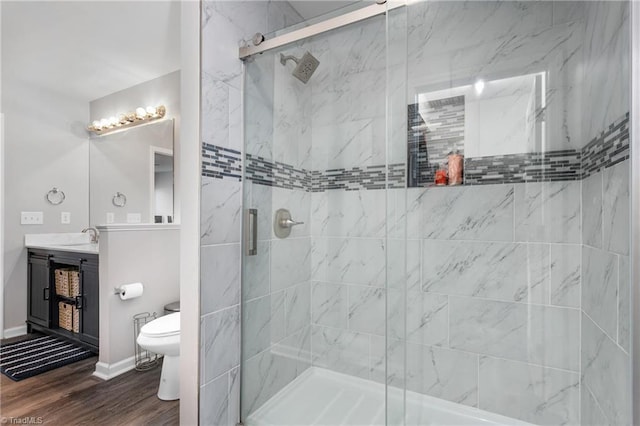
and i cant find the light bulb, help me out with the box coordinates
[92,120,101,129]
[135,107,146,119]
[146,106,157,116]
[118,114,127,124]
[474,79,485,95]
[109,116,118,126]
[100,118,110,128]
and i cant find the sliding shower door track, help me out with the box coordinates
[238,1,405,60]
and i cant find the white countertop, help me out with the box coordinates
[25,242,99,254]
[24,233,99,254]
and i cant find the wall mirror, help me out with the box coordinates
[89,119,175,225]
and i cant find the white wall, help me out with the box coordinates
[1,79,90,333]
[95,225,179,378]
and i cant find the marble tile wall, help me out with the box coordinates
[579,3,631,424]
[580,159,631,425]
[199,2,631,426]
[199,2,305,425]
[309,180,583,424]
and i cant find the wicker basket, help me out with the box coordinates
[69,270,80,297]
[59,302,74,331]
[55,268,71,297]
[72,305,80,333]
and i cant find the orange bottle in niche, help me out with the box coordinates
[435,165,448,186]
[448,151,463,185]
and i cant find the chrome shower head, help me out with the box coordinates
[279,51,320,84]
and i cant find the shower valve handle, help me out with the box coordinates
[279,218,304,228]
[274,208,303,238]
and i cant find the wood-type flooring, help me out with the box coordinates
[1,335,179,425]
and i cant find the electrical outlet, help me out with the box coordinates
[106,212,114,224]
[61,212,71,224]
[21,211,43,225]
[127,213,141,224]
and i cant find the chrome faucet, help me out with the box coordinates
[82,227,99,243]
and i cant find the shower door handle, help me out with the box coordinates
[245,209,258,256]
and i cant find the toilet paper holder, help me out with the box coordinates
[114,282,144,300]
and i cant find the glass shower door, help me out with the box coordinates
[240,6,408,424]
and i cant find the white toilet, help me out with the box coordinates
[137,312,180,400]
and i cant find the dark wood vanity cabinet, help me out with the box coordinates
[27,249,99,352]
[27,252,51,328]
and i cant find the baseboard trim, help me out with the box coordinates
[3,325,27,339]
[93,356,137,381]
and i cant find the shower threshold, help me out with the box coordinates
[245,367,534,426]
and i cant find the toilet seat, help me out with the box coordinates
[140,312,180,338]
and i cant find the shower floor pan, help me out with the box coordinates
[246,367,533,426]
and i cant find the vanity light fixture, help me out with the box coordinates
[88,105,166,136]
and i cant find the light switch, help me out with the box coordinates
[106,212,114,224]
[21,211,43,225]
[61,212,71,224]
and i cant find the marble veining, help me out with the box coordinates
[582,246,618,339]
[312,237,386,287]
[618,255,630,352]
[422,241,550,304]
[311,325,370,380]
[348,286,386,336]
[581,383,608,426]
[285,283,311,337]
[202,306,240,384]
[449,297,579,371]
[514,181,581,244]
[395,292,448,347]
[414,184,514,241]
[603,161,629,255]
[311,190,386,238]
[311,282,348,328]
[406,344,479,408]
[581,313,631,425]
[200,372,229,426]
[581,172,603,248]
[242,296,272,361]
[200,177,242,245]
[549,244,581,308]
[479,356,579,424]
[270,237,311,292]
[200,244,240,315]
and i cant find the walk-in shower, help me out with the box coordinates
[232,1,634,425]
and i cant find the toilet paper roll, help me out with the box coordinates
[118,282,143,300]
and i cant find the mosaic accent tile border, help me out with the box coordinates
[311,163,406,192]
[245,154,406,191]
[202,143,242,181]
[581,112,630,178]
[245,154,310,190]
[464,150,582,185]
[204,112,629,189]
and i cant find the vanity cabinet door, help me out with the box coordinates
[27,253,51,328]
[79,259,99,347]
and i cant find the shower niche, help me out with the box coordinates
[407,72,547,187]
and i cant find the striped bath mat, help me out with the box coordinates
[1,334,94,381]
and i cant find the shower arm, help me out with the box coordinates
[280,54,299,66]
